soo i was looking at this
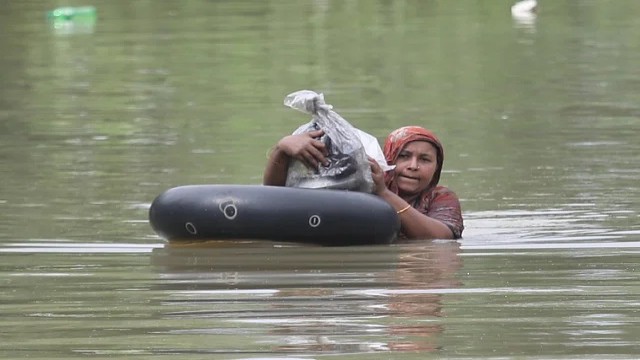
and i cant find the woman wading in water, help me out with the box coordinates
[264,126,463,240]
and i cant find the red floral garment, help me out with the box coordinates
[408,185,464,239]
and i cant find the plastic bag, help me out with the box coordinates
[283,90,393,193]
[355,128,394,173]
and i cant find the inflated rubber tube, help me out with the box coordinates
[149,185,400,246]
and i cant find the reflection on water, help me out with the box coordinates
[151,241,460,354]
[2,234,639,358]
[1,240,465,357]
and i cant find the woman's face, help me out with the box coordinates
[393,140,439,198]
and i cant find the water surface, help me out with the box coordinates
[1,0,639,358]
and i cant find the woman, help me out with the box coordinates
[370,126,463,240]
[263,126,463,240]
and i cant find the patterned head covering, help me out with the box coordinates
[383,126,444,191]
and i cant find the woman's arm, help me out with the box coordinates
[263,146,291,186]
[368,157,455,240]
[263,129,328,186]
[378,189,454,239]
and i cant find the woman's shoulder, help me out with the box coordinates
[429,185,460,199]
[418,185,461,211]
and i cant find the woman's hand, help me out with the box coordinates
[368,156,388,195]
[264,129,328,186]
[277,129,328,169]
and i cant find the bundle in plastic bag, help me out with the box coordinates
[283,90,392,193]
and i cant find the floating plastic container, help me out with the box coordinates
[47,6,96,35]
[47,6,96,21]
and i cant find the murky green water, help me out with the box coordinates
[1,0,639,358]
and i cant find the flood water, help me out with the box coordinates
[1,0,640,358]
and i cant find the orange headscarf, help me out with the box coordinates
[383,126,444,192]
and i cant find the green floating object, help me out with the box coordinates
[47,6,96,34]
[47,6,96,22]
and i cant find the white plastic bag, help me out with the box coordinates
[283,90,392,193]
[355,128,394,172]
